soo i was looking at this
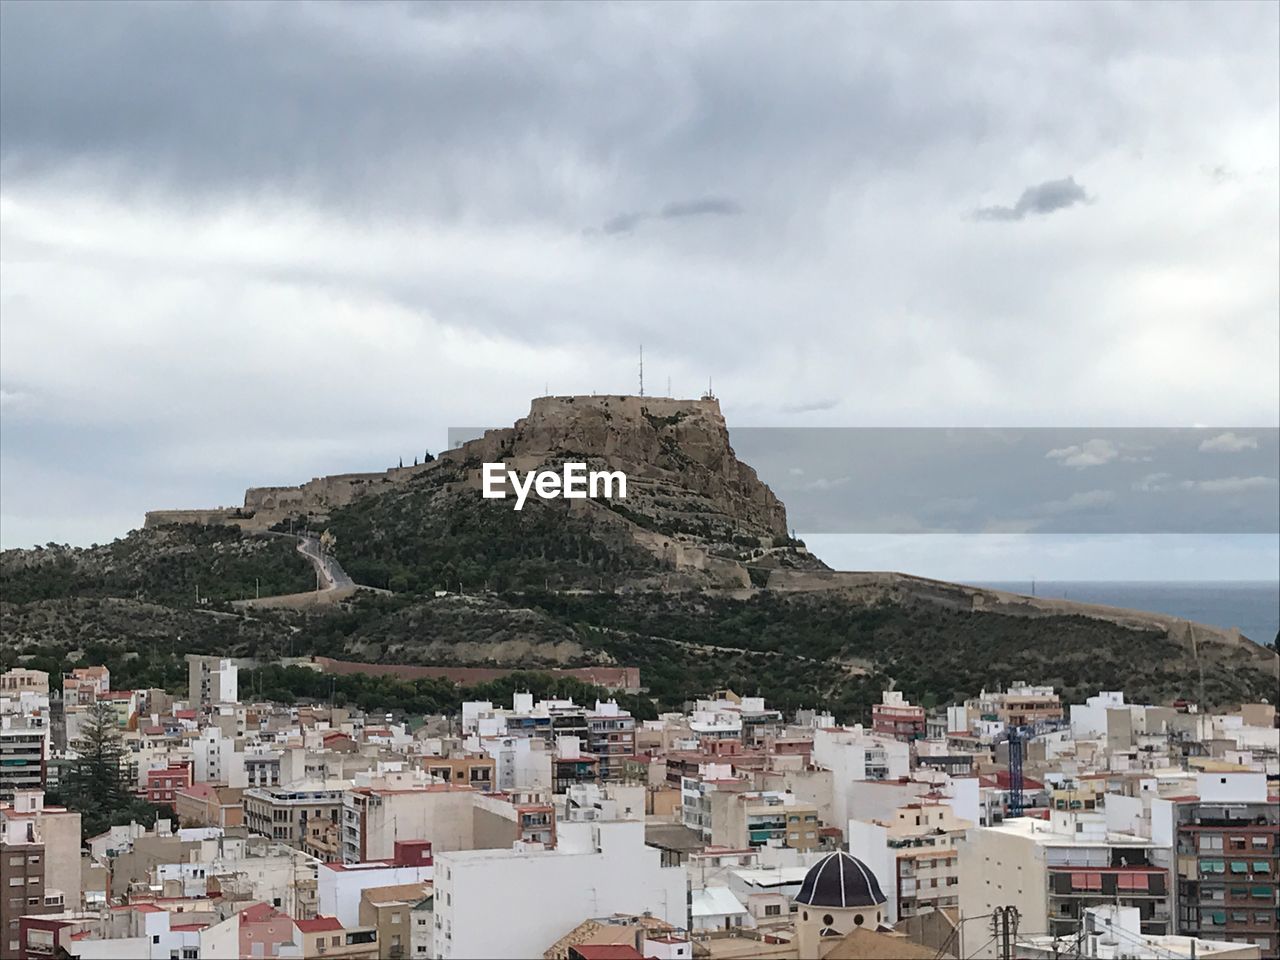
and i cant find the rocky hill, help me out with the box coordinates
[4,394,1277,716]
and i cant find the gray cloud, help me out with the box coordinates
[780,398,840,415]
[974,176,1090,222]
[1199,431,1258,453]
[660,198,742,219]
[1046,439,1119,469]
[1189,476,1278,494]
[599,197,742,235]
[0,2,1277,556]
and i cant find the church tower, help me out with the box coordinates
[793,850,888,958]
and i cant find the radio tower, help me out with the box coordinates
[638,344,644,397]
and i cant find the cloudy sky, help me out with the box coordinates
[2,1,1277,579]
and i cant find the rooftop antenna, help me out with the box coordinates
[667,375,671,397]
[638,344,644,397]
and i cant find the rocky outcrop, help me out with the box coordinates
[146,394,791,541]
[437,395,789,538]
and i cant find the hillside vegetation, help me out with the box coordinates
[0,526,313,607]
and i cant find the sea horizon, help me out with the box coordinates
[976,579,1280,648]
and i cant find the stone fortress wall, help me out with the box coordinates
[146,394,750,533]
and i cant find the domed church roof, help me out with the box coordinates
[794,851,886,908]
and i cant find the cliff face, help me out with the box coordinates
[147,394,791,542]
[445,395,789,539]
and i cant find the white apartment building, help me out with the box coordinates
[187,656,238,709]
[191,727,247,788]
[811,725,911,828]
[431,820,685,959]
[848,799,973,923]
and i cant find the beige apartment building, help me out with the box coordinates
[958,812,1172,959]
[296,915,380,959]
[0,669,49,697]
[711,791,821,851]
[242,781,345,852]
[0,791,81,958]
[358,881,431,960]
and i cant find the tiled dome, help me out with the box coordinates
[794,851,886,909]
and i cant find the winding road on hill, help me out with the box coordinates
[294,534,354,591]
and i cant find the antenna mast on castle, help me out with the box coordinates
[638,344,644,397]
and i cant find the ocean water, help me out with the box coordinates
[978,581,1279,647]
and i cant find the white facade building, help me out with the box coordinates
[431,820,685,959]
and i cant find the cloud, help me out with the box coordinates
[799,476,850,492]
[660,198,742,219]
[973,176,1089,222]
[1198,431,1258,453]
[598,197,742,235]
[1135,473,1279,494]
[780,398,840,414]
[1040,489,1117,514]
[601,212,647,235]
[0,2,1277,549]
[1187,475,1278,494]
[0,388,34,410]
[1046,439,1120,469]
[1132,472,1175,493]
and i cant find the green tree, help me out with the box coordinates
[62,702,168,838]
[63,703,131,819]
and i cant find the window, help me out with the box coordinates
[764,904,781,917]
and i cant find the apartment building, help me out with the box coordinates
[423,754,495,792]
[432,820,685,959]
[0,792,81,958]
[0,717,47,801]
[295,914,379,959]
[1174,773,1278,956]
[849,799,972,923]
[553,738,600,794]
[710,790,821,852]
[145,762,192,806]
[586,701,636,783]
[958,810,1173,958]
[872,691,927,742]
[174,783,245,830]
[242,781,344,852]
[358,881,431,960]
[318,844,434,928]
[186,656,238,710]
[0,670,49,698]
[811,725,912,829]
[61,667,109,706]
[341,784,475,863]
